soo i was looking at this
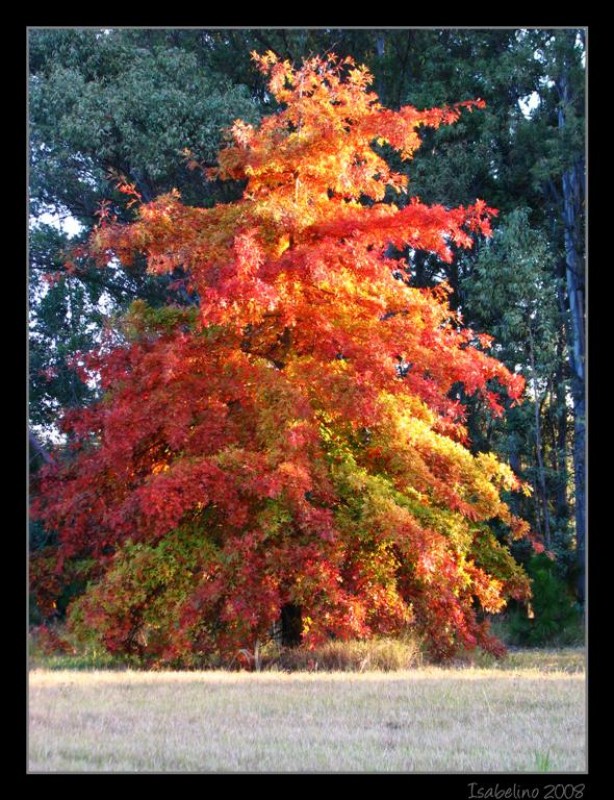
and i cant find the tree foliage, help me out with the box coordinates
[31,53,538,664]
[29,29,259,434]
[29,33,586,609]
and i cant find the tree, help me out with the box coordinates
[31,52,536,665]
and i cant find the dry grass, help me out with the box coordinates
[28,648,585,773]
[273,635,423,672]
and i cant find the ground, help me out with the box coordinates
[28,648,585,773]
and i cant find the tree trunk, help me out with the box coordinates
[528,324,551,547]
[280,603,303,647]
[557,57,586,604]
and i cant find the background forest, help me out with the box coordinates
[28,28,586,650]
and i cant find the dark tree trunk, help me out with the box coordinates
[280,603,303,647]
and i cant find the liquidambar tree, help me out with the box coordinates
[32,52,537,664]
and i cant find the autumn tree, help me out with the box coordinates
[31,52,537,665]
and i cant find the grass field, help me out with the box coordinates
[28,648,585,773]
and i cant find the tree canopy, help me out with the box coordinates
[31,53,540,664]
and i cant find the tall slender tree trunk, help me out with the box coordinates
[528,323,551,547]
[557,54,586,604]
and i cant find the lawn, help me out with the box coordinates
[28,648,585,773]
